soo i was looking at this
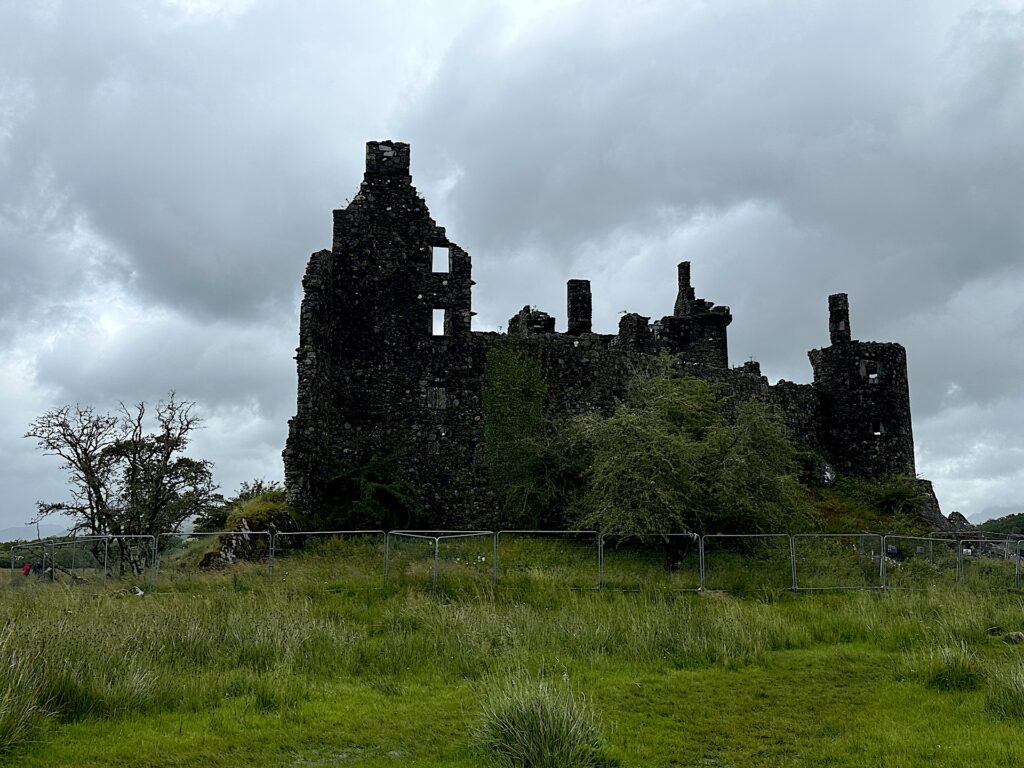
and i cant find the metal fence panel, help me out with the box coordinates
[599,534,700,592]
[385,531,452,589]
[1017,541,1024,589]
[958,538,1018,591]
[435,533,495,591]
[273,530,386,591]
[495,531,599,590]
[882,535,959,590]
[701,534,793,592]
[102,535,158,587]
[793,534,883,590]
[154,531,271,588]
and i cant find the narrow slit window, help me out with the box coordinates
[432,309,447,336]
[871,420,884,436]
[432,246,449,273]
[864,360,881,383]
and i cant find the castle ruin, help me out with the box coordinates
[284,141,949,528]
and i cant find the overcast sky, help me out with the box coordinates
[1,0,1021,529]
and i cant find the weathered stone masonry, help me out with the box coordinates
[284,141,949,528]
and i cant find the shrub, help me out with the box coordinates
[470,673,611,768]
[571,376,812,535]
[226,489,297,533]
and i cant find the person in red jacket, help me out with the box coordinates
[21,562,31,576]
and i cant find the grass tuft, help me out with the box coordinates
[924,643,983,692]
[470,672,612,768]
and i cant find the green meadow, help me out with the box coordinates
[1,537,1023,767]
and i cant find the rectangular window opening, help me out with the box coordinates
[861,359,882,383]
[427,387,447,409]
[871,420,884,436]
[432,308,447,336]
[431,246,450,273]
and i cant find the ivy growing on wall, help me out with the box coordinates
[481,338,550,524]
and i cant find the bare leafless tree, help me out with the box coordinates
[25,393,218,574]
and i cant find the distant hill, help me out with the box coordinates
[976,512,1024,536]
[0,523,67,543]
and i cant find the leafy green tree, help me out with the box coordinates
[570,376,812,535]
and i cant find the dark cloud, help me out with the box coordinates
[0,0,1021,525]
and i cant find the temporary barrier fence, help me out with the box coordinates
[1017,541,1024,589]
[11,536,107,582]
[700,534,793,592]
[494,530,599,590]
[598,533,699,592]
[386,531,493,589]
[154,530,272,588]
[957,538,1019,591]
[881,535,959,591]
[10,528,1024,595]
[272,530,387,590]
[793,533,884,591]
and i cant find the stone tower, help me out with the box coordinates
[808,293,916,480]
[283,140,480,522]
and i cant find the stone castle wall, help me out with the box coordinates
[285,141,945,529]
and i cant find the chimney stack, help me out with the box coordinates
[365,140,411,177]
[828,293,851,345]
[567,279,592,335]
[674,261,696,316]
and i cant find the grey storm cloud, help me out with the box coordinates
[0,0,1021,526]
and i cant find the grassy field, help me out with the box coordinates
[1,538,1023,767]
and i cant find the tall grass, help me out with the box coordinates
[985,663,1024,720]
[0,544,1022,757]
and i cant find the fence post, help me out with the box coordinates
[1017,544,1022,590]
[492,532,499,584]
[50,540,56,582]
[267,532,275,573]
[956,541,963,584]
[598,533,605,590]
[103,537,109,580]
[383,532,390,588]
[880,535,888,589]
[150,536,159,590]
[698,535,705,591]
[788,535,798,590]
[432,537,440,589]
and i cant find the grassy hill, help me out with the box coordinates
[0,540,1022,767]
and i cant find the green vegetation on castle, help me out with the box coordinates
[482,356,928,536]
